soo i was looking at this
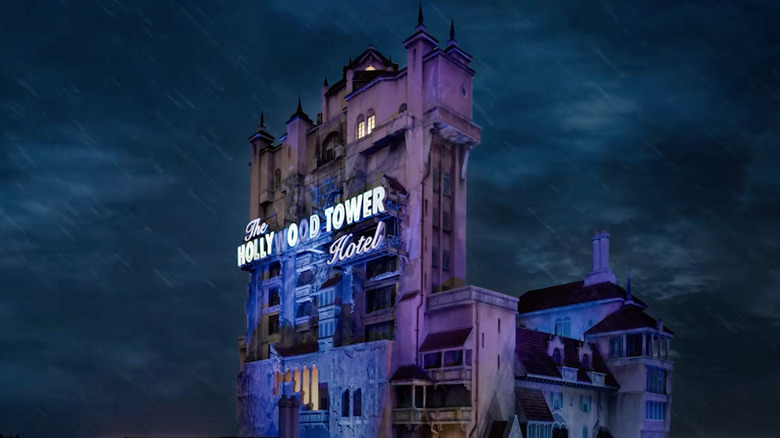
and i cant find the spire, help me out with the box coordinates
[296,97,302,114]
[417,3,424,28]
[259,111,265,130]
[323,76,328,87]
[249,111,274,142]
[288,96,311,123]
[447,19,458,46]
[626,270,632,301]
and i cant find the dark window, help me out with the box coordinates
[322,132,338,164]
[552,348,562,365]
[553,424,568,438]
[442,209,451,231]
[366,255,397,279]
[433,167,440,193]
[383,217,400,237]
[341,390,350,417]
[443,172,451,197]
[443,350,463,367]
[465,349,472,366]
[365,321,393,341]
[425,384,471,408]
[274,169,281,190]
[432,206,439,228]
[580,395,592,412]
[399,103,407,112]
[424,352,442,369]
[268,261,281,279]
[268,314,280,336]
[319,383,329,410]
[431,246,438,268]
[610,336,623,357]
[647,367,667,394]
[395,385,412,408]
[268,287,280,307]
[645,401,666,420]
[582,354,591,370]
[366,285,395,313]
[498,319,501,334]
[442,250,451,271]
[414,385,424,408]
[352,389,362,416]
[626,333,643,357]
[551,392,563,410]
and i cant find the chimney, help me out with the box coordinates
[278,394,300,438]
[584,231,617,286]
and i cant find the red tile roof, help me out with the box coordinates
[585,303,674,335]
[391,365,431,382]
[515,328,619,388]
[515,387,554,422]
[419,327,472,352]
[517,281,646,314]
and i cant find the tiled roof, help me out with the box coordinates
[517,281,646,314]
[321,273,342,289]
[296,269,314,286]
[274,342,318,357]
[419,327,472,352]
[390,365,431,382]
[515,328,619,388]
[383,174,409,196]
[515,387,554,422]
[585,303,674,335]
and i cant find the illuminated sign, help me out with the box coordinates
[237,186,387,267]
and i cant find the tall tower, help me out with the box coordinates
[235,8,510,438]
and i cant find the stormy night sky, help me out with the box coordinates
[1,0,778,437]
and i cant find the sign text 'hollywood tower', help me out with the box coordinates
[237,186,387,267]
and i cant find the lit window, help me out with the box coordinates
[356,115,365,139]
[580,395,591,412]
[367,114,375,134]
[645,401,666,420]
[443,172,451,196]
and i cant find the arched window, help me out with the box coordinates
[342,389,350,417]
[353,388,362,416]
[552,348,562,365]
[582,354,591,370]
[366,109,375,135]
[399,103,407,112]
[321,131,338,164]
[356,115,366,139]
[274,168,281,190]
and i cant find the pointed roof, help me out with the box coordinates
[516,388,555,422]
[287,97,312,124]
[515,327,619,388]
[517,280,646,314]
[248,111,275,142]
[417,4,425,29]
[448,20,456,44]
[585,304,674,335]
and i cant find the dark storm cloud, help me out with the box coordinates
[1,0,778,437]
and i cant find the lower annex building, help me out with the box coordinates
[234,8,674,438]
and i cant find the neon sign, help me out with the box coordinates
[237,186,387,267]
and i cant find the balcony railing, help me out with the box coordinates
[428,365,472,383]
[300,410,329,425]
[392,407,472,425]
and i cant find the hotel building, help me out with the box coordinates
[235,8,673,438]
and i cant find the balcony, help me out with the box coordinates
[428,365,472,383]
[392,407,472,425]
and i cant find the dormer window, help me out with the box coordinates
[581,354,591,370]
[357,115,366,139]
[552,348,562,365]
[366,110,376,135]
